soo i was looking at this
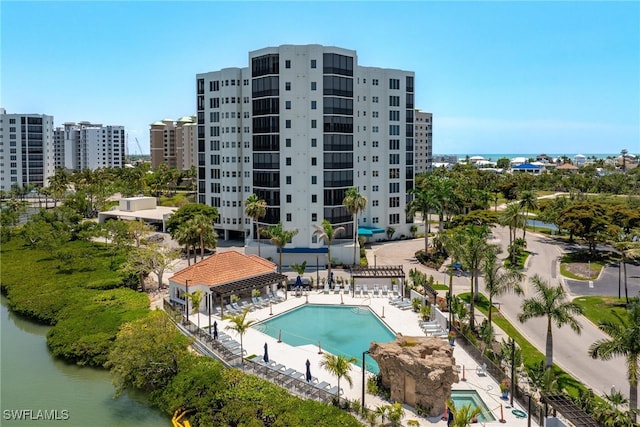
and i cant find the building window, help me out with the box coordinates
[285,82,291,91]
[311,100,317,109]
[389,213,400,224]
[285,60,291,69]
[311,59,317,68]
[286,120,291,129]
[389,197,400,207]
[286,157,292,166]
[389,78,400,90]
[286,194,292,203]
[286,138,292,147]
[372,217,379,224]
[311,120,317,128]
[312,213,317,222]
[372,185,379,192]
[389,182,400,193]
[311,176,317,184]
[312,194,317,203]
[311,81,317,91]
[311,157,317,166]
[286,176,292,185]
[372,200,379,207]
[286,100,291,109]
[311,138,317,147]
[286,213,292,222]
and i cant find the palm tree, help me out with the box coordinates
[519,275,583,368]
[621,148,628,171]
[442,225,492,330]
[313,219,345,285]
[589,298,640,422]
[445,399,482,427]
[187,213,217,261]
[499,202,525,246]
[319,353,357,398]
[187,289,203,330]
[48,167,70,207]
[407,186,437,252]
[483,253,523,326]
[519,190,538,239]
[343,187,367,266]
[174,223,198,266]
[224,307,256,366]
[244,194,267,256]
[264,223,298,273]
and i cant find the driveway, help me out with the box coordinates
[373,228,632,399]
[486,227,629,398]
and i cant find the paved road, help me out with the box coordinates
[565,261,640,298]
[372,228,631,398]
[490,227,628,398]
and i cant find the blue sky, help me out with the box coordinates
[2,1,639,155]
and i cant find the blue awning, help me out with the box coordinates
[358,226,386,237]
[279,247,328,254]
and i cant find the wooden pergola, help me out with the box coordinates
[348,265,406,298]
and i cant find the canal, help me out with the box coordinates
[0,295,170,426]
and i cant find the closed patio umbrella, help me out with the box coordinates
[263,342,269,363]
[213,321,218,340]
[305,359,312,382]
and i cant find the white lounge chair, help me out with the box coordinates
[476,363,487,376]
[392,284,399,297]
[343,283,350,294]
[333,284,340,294]
[240,301,254,311]
[373,284,380,297]
[381,285,389,297]
[323,284,330,294]
[355,285,362,297]
[362,285,370,297]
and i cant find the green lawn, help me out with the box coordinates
[573,295,628,327]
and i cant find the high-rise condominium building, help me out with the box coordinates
[150,116,197,170]
[53,122,125,171]
[415,110,433,173]
[196,45,415,265]
[0,108,55,191]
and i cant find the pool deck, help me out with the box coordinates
[191,290,531,426]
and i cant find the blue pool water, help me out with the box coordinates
[254,304,396,374]
[450,390,496,422]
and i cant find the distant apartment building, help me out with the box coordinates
[196,44,416,265]
[150,116,197,170]
[0,108,55,191]
[415,110,432,173]
[53,122,125,171]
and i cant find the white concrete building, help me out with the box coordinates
[196,45,416,266]
[415,110,432,173]
[0,108,55,191]
[54,121,125,171]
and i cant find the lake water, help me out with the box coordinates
[0,295,170,427]
[526,219,558,231]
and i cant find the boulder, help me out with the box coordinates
[369,335,458,416]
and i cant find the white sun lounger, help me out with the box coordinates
[373,285,380,297]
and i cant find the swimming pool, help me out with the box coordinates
[450,390,496,422]
[254,304,396,374]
